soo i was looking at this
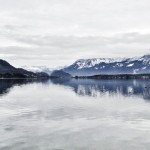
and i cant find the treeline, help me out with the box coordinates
[74,74,150,79]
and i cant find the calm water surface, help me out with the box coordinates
[0,79,150,150]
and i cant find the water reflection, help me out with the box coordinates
[0,79,49,96]
[51,79,150,100]
[0,78,150,100]
[0,79,150,150]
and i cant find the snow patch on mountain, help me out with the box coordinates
[22,66,53,75]
[127,63,134,67]
[64,55,150,76]
[75,57,127,69]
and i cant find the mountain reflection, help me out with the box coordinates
[0,78,150,100]
[0,79,49,96]
[51,79,150,100]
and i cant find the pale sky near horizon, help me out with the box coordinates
[0,0,150,68]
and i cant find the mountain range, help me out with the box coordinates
[0,55,150,78]
[0,59,49,78]
[63,55,150,76]
[22,66,53,75]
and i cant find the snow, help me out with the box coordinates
[127,63,134,67]
[142,67,147,70]
[116,63,124,67]
[75,57,128,69]
[74,54,150,69]
[22,66,54,75]
[133,69,139,74]
[65,54,150,75]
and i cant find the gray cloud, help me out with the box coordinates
[14,33,150,47]
[0,32,150,67]
[0,0,150,67]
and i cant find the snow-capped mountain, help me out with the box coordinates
[22,66,53,75]
[22,66,65,75]
[64,55,150,76]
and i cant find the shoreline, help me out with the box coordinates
[0,74,150,80]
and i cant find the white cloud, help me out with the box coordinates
[0,0,150,67]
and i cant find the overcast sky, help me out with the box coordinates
[0,0,150,68]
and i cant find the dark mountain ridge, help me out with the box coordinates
[0,59,49,78]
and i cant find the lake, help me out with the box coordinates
[0,79,150,150]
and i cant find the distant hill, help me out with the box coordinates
[22,66,54,75]
[0,59,49,78]
[64,55,150,76]
[50,70,72,78]
[22,66,65,75]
